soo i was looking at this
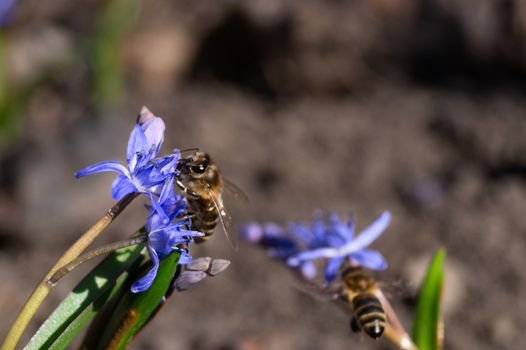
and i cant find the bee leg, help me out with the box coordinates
[175,179,200,199]
[350,317,362,333]
[183,212,196,230]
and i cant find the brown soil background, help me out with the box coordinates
[1,1,526,349]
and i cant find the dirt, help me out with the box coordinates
[1,1,525,349]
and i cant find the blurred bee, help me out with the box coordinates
[176,150,246,250]
[339,265,387,339]
[300,263,416,348]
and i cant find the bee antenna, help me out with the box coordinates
[180,147,199,154]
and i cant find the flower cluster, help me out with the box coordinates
[241,211,391,283]
[76,107,203,292]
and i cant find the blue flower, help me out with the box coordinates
[239,221,318,279]
[131,178,204,293]
[76,107,179,221]
[289,211,391,282]
[241,211,391,283]
[0,0,16,28]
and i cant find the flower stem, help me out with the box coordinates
[48,234,148,285]
[377,288,420,350]
[383,324,419,350]
[1,192,138,350]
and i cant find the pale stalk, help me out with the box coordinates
[1,192,138,350]
[383,324,419,350]
[48,234,148,285]
[377,288,419,350]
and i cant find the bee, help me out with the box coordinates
[175,151,246,250]
[300,263,416,348]
[338,265,387,339]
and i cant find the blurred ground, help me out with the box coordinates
[1,0,526,349]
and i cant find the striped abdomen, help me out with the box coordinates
[188,197,219,242]
[351,293,386,339]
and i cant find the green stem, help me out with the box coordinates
[1,192,138,350]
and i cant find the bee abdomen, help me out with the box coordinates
[189,199,219,241]
[352,293,386,339]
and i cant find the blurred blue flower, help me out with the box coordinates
[0,0,16,28]
[76,107,179,221]
[288,211,391,282]
[131,179,204,293]
[241,211,391,283]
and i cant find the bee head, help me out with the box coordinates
[188,152,210,178]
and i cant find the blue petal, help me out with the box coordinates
[127,124,149,171]
[350,249,388,270]
[310,214,326,242]
[0,0,16,27]
[325,228,345,249]
[328,212,341,233]
[287,246,339,266]
[342,213,355,241]
[324,256,345,283]
[146,192,169,224]
[133,165,165,192]
[289,222,315,247]
[75,160,128,178]
[260,235,297,254]
[133,152,154,176]
[157,178,181,219]
[240,223,263,242]
[335,211,391,256]
[326,214,352,248]
[131,246,160,293]
[168,235,193,245]
[111,175,138,200]
[146,211,163,233]
[262,222,286,237]
[148,230,174,257]
[178,250,192,264]
[157,151,180,176]
[300,261,317,279]
[171,229,204,237]
[137,106,165,156]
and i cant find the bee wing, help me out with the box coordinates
[293,278,341,302]
[223,179,249,204]
[207,187,239,251]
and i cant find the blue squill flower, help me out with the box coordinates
[240,221,317,279]
[76,107,179,221]
[288,211,391,283]
[241,211,391,283]
[131,178,204,293]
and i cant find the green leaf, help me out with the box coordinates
[412,248,446,350]
[85,251,180,350]
[45,274,126,350]
[24,241,146,350]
